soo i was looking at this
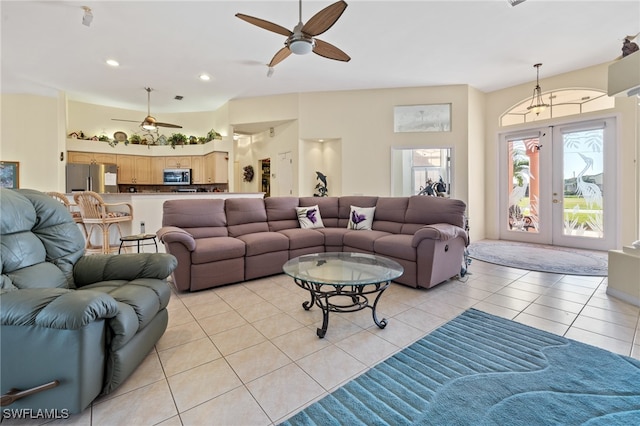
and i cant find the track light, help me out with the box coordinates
[82,6,93,27]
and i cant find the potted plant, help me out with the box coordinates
[167,132,187,149]
[129,134,141,144]
[207,129,222,141]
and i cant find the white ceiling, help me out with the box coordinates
[2,1,638,115]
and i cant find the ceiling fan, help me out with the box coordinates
[112,87,182,130]
[236,0,350,68]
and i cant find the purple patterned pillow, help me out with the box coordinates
[347,206,375,230]
[296,205,325,229]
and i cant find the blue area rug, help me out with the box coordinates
[281,309,640,425]
[467,239,608,276]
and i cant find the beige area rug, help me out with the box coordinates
[467,239,608,276]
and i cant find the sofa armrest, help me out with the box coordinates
[157,226,196,251]
[73,253,178,287]
[0,288,119,329]
[412,223,469,248]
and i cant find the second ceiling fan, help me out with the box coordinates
[236,0,350,68]
[112,87,182,130]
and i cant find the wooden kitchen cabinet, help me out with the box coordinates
[151,157,166,184]
[191,156,204,184]
[117,155,151,184]
[203,151,229,184]
[164,156,192,169]
[67,151,117,165]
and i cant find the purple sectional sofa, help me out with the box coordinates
[157,195,468,292]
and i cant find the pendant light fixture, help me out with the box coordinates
[527,63,549,115]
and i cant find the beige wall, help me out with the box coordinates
[1,93,63,191]
[2,62,638,245]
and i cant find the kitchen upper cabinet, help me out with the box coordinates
[151,157,166,185]
[117,155,151,184]
[164,156,192,169]
[68,151,117,165]
[191,156,204,184]
[204,151,229,184]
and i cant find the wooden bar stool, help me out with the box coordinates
[46,191,88,239]
[73,191,133,254]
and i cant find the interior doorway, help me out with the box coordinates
[259,158,270,197]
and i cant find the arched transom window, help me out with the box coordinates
[500,88,614,127]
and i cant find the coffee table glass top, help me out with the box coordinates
[283,252,404,286]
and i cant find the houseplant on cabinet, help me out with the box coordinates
[167,133,187,149]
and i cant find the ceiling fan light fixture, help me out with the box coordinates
[289,38,314,55]
[527,63,550,115]
[142,116,157,130]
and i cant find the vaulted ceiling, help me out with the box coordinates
[2,1,638,114]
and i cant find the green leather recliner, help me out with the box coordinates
[0,188,177,413]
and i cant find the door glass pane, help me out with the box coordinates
[562,129,604,238]
[507,138,540,233]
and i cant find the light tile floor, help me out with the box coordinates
[12,261,640,425]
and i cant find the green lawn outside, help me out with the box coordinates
[515,196,602,229]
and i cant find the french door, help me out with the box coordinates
[499,118,617,250]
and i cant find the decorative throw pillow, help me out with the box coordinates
[347,206,375,230]
[296,205,325,229]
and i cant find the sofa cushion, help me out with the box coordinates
[191,236,246,264]
[315,227,351,247]
[343,230,391,252]
[347,206,376,230]
[404,196,466,229]
[278,228,324,250]
[226,198,269,237]
[265,197,301,231]
[163,199,229,238]
[237,232,289,256]
[296,205,325,229]
[374,234,416,261]
[372,197,408,234]
[300,197,339,227]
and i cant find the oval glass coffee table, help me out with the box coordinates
[283,252,404,338]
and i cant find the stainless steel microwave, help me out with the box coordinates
[163,169,191,185]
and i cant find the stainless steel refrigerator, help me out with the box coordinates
[66,163,118,193]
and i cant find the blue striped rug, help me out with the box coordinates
[281,309,640,425]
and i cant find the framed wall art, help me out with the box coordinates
[0,161,20,189]
[394,104,451,133]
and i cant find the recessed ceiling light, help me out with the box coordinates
[106,59,119,67]
[199,74,211,81]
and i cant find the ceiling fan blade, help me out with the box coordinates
[112,118,140,123]
[235,13,292,37]
[302,0,347,37]
[313,38,350,62]
[269,47,292,67]
[155,122,183,129]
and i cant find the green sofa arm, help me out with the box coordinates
[73,253,177,287]
[0,288,119,329]
[157,226,196,251]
